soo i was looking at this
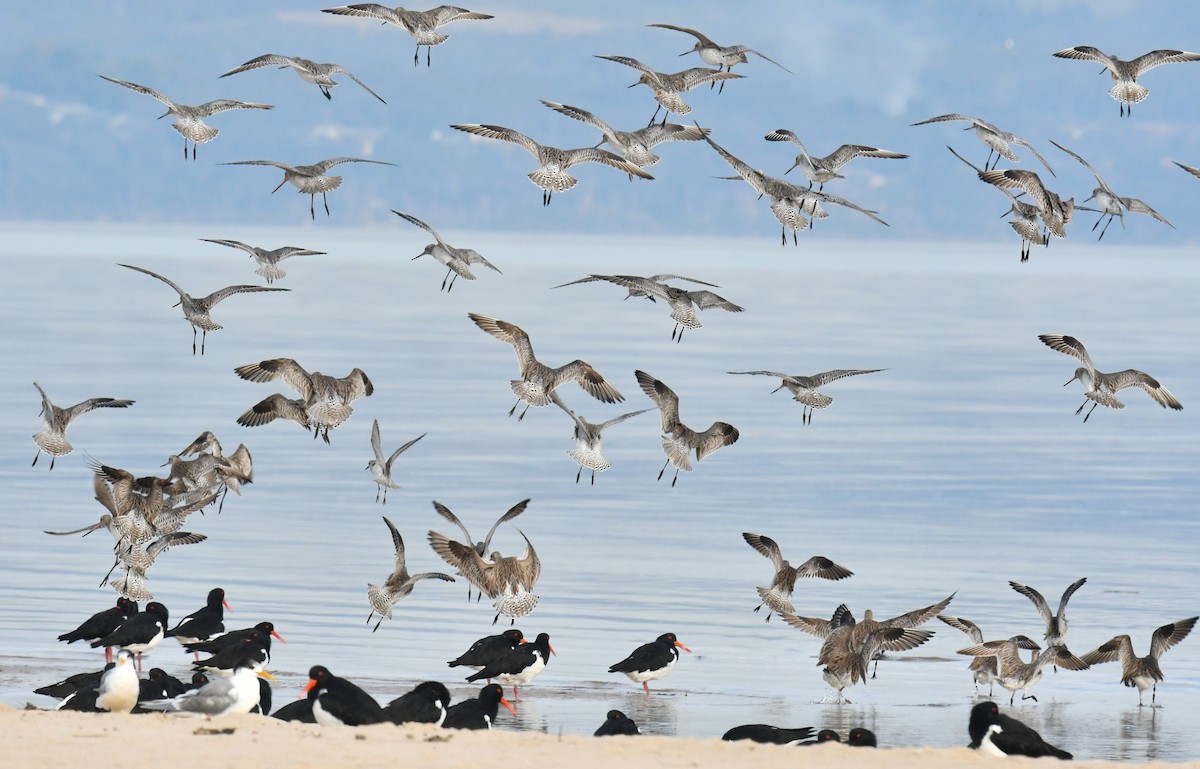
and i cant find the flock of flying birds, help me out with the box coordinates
[22,3,1199,754]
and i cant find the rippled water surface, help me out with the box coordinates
[0,223,1196,761]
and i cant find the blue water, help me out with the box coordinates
[0,223,1196,760]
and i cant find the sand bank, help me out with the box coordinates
[4,707,1197,769]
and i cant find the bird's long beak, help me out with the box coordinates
[271,630,286,643]
[43,520,107,536]
[271,179,287,194]
[257,670,276,681]
[500,695,517,715]
[1062,377,1076,387]
[549,644,557,657]
[223,598,232,612]
[675,641,693,653]
[302,678,317,696]
[627,82,639,89]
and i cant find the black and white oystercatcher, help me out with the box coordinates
[90,601,169,670]
[466,632,553,699]
[442,683,516,729]
[447,628,525,674]
[167,588,230,654]
[595,709,640,736]
[608,632,691,693]
[184,621,285,656]
[968,701,1072,759]
[303,665,386,726]
[57,597,138,663]
[721,724,816,744]
[382,681,451,725]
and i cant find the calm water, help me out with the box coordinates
[0,222,1196,761]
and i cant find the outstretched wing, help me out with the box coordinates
[645,23,716,47]
[326,64,387,103]
[119,263,187,300]
[194,99,273,117]
[381,515,408,584]
[385,432,426,473]
[598,408,651,432]
[1037,334,1095,377]
[220,53,302,77]
[99,75,177,111]
[1149,617,1198,659]
[1049,140,1111,194]
[810,369,885,387]
[468,313,535,369]
[482,499,530,553]
[450,124,542,158]
[635,370,680,432]
[233,358,314,400]
[310,157,395,173]
[202,284,290,306]
[1106,370,1182,410]
[742,532,784,569]
[686,289,743,312]
[391,210,444,245]
[431,501,474,545]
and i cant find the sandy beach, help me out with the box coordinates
[4,707,1198,769]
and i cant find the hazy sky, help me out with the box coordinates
[3,1,1200,244]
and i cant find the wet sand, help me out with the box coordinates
[5,707,1198,769]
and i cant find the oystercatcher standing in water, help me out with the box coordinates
[57,597,138,663]
[303,665,386,726]
[608,632,691,693]
[90,601,169,671]
[466,632,553,699]
[968,701,1072,759]
[167,588,230,658]
[447,628,525,676]
[183,620,285,656]
[443,683,516,730]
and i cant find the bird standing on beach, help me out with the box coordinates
[443,683,516,729]
[465,632,554,700]
[382,681,451,725]
[304,666,386,726]
[968,701,1072,759]
[595,709,641,736]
